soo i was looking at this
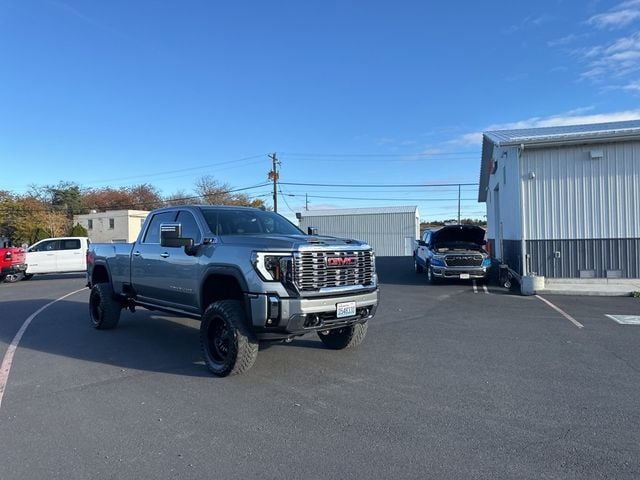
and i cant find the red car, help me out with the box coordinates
[0,237,27,283]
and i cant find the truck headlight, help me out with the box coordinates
[252,252,293,282]
[482,258,492,267]
[431,255,446,267]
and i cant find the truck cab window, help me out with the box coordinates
[143,211,177,244]
[176,211,202,244]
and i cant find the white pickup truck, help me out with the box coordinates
[25,237,90,279]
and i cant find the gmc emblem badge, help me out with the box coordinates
[326,256,356,267]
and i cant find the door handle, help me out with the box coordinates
[133,251,141,257]
[160,252,170,258]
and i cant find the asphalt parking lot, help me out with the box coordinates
[1,259,640,480]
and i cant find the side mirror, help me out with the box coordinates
[160,223,195,253]
[307,226,318,236]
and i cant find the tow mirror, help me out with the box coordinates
[307,226,318,236]
[160,223,195,252]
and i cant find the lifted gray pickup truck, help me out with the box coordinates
[87,205,378,376]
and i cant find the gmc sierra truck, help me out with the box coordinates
[87,205,378,376]
[414,224,491,284]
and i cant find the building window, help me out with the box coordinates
[88,219,93,230]
[109,218,115,229]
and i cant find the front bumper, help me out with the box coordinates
[431,266,488,279]
[247,289,379,339]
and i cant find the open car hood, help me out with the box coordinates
[431,225,486,246]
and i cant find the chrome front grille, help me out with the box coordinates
[445,254,483,267]
[294,250,375,292]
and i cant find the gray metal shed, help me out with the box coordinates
[297,206,420,257]
[478,120,640,279]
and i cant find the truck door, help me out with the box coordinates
[131,211,178,306]
[417,232,430,266]
[160,210,203,309]
[26,239,60,273]
[57,238,84,272]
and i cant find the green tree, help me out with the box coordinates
[69,223,88,237]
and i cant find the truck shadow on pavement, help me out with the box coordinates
[0,299,214,378]
[375,256,429,286]
[0,298,334,378]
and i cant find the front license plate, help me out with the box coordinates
[336,301,357,318]
[460,273,470,279]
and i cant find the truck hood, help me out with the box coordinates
[218,234,370,251]
[431,225,486,247]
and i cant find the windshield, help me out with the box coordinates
[201,208,303,236]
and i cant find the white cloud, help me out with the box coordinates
[587,0,640,29]
[623,80,640,91]
[489,109,640,130]
[547,34,580,47]
[454,133,483,146]
[577,31,640,80]
[453,108,640,145]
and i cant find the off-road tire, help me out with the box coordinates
[89,283,122,330]
[4,272,24,283]
[200,300,258,377]
[414,257,424,274]
[427,265,440,285]
[317,322,368,350]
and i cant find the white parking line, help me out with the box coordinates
[482,284,489,295]
[472,280,478,294]
[535,294,584,329]
[0,288,87,409]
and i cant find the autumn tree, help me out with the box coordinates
[81,184,162,211]
[164,190,197,206]
[194,175,265,208]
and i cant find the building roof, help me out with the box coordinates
[478,119,640,202]
[484,119,640,147]
[75,209,150,217]
[297,206,418,217]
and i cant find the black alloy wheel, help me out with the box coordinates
[200,300,258,377]
[89,283,121,329]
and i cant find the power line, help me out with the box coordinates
[280,151,479,158]
[280,181,479,188]
[79,154,267,185]
[293,194,479,202]
[277,185,297,216]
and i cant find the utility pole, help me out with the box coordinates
[457,184,461,224]
[268,153,280,212]
[305,193,309,211]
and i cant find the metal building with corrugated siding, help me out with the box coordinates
[478,119,640,279]
[297,206,420,257]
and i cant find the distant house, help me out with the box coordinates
[74,210,149,243]
[297,206,420,256]
[478,120,640,279]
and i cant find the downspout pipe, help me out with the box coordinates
[519,144,528,277]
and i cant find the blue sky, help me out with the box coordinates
[1,0,639,221]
